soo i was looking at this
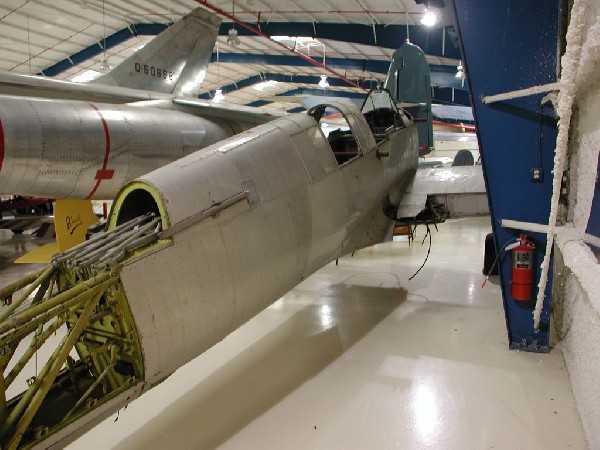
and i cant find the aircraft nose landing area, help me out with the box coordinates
[52,217,583,450]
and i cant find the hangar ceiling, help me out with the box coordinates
[0,0,466,112]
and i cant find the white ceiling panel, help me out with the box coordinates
[0,0,457,111]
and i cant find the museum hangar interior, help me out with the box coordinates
[0,0,598,448]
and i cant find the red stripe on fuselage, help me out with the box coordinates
[86,103,114,200]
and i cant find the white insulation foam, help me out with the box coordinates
[533,0,587,330]
[555,0,600,447]
[557,231,600,447]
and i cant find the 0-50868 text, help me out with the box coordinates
[134,63,173,80]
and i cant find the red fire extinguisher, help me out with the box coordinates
[511,234,535,301]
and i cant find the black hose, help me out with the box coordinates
[409,223,432,280]
[481,237,518,287]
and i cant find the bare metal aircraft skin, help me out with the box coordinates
[0,88,417,448]
[0,7,431,449]
[0,8,279,200]
[0,96,243,199]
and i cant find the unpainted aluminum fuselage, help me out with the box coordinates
[8,95,418,448]
[112,100,417,383]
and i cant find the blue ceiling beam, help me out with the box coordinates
[268,73,377,88]
[277,87,367,99]
[219,22,461,60]
[198,72,380,99]
[245,88,367,109]
[243,82,470,109]
[38,19,462,85]
[212,53,466,90]
[214,51,390,73]
[246,101,304,114]
[198,73,265,99]
[430,85,471,106]
[430,72,465,90]
[40,23,169,77]
[197,69,470,106]
[247,100,270,107]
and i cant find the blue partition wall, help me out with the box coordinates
[451,1,561,351]
[586,154,600,251]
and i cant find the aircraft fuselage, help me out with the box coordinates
[0,92,418,448]
[0,95,247,200]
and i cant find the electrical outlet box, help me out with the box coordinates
[531,167,544,182]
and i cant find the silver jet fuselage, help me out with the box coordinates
[0,95,248,199]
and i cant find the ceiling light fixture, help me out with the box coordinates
[420,10,436,26]
[213,42,224,103]
[227,28,240,46]
[212,88,224,103]
[99,0,111,72]
[318,75,329,88]
[455,62,464,78]
[71,69,102,83]
[98,59,111,72]
[227,0,241,47]
[253,79,278,91]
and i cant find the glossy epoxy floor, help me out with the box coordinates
[0,218,587,449]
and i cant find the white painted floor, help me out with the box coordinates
[0,218,588,449]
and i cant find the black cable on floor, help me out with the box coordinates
[409,223,432,280]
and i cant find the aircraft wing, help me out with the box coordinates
[0,214,53,233]
[263,94,364,110]
[171,97,284,126]
[397,165,488,221]
[0,71,168,103]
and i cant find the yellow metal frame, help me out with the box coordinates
[1,254,145,449]
[108,180,170,230]
[0,183,173,449]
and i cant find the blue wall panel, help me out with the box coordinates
[452,0,561,351]
[585,153,600,250]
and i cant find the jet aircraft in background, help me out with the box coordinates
[0,7,484,253]
[0,8,280,252]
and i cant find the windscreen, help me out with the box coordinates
[362,90,397,115]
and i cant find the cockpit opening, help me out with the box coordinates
[114,188,160,226]
[362,89,406,143]
[308,104,361,166]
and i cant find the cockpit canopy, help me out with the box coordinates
[308,89,408,166]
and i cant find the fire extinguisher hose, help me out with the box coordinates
[481,238,520,288]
